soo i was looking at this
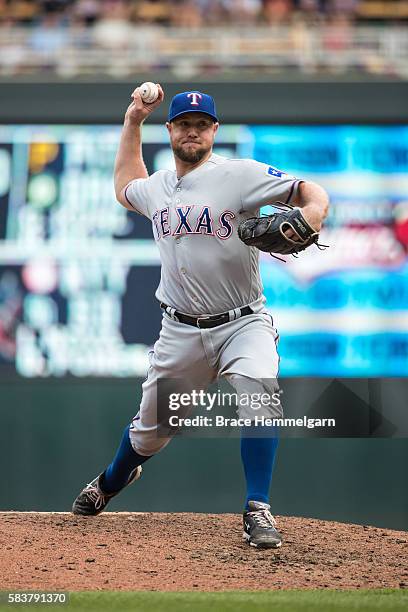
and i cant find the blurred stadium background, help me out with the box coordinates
[1,0,407,529]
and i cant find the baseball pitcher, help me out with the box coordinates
[72,86,329,548]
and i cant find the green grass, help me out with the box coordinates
[0,590,407,612]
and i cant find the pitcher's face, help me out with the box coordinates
[167,113,219,164]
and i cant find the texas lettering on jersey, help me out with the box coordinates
[152,206,235,241]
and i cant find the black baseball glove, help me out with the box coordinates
[238,203,323,258]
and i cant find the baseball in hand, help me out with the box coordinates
[139,82,159,103]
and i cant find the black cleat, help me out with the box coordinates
[243,500,283,549]
[72,466,142,516]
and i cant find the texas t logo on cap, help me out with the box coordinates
[187,92,202,106]
[168,91,218,122]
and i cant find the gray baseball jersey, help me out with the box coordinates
[126,153,301,455]
[125,153,301,315]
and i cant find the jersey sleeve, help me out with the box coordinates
[124,177,152,218]
[239,160,303,213]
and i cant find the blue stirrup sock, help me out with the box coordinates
[101,424,152,494]
[241,426,279,511]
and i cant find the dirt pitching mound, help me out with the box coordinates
[1,512,407,591]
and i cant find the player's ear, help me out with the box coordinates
[166,121,172,135]
[213,121,219,135]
